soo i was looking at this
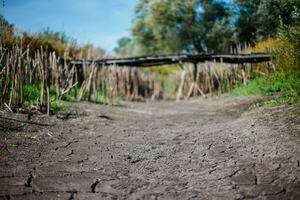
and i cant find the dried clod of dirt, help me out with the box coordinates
[24,172,34,187]
[56,111,78,120]
[67,190,78,200]
[91,179,100,193]
[97,115,114,120]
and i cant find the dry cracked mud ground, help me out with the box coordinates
[0,96,300,200]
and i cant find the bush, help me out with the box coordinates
[278,25,300,66]
[23,84,70,111]
[233,26,300,105]
[50,101,66,111]
[252,38,296,73]
[61,88,78,102]
[23,85,40,104]
[233,68,300,104]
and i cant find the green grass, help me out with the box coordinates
[50,101,67,111]
[61,87,78,101]
[232,67,300,105]
[59,86,112,105]
[92,91,108,104]
[92,90,122,105]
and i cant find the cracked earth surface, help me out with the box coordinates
[0,96,300,199]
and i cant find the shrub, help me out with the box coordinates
[60,87,78,102]
[233,26,300,105]
[233,68,300,104]
[23,85,40,104]
[252,38,296,73]
[50,101,66,111]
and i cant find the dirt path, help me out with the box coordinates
[1,96,300,199]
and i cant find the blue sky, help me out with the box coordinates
[1,0,138,52]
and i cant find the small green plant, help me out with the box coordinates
[31,135,41,141]
[8,144,17,148]
[61,87,78,101]
[50,101,66,111]
[92,90,108,104]
[61,94,76,101]
[244,135,256,143]
[49,85,57,100]
[23,85,40,104]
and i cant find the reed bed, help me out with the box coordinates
[0,43,270,114]
[0,45,77,113]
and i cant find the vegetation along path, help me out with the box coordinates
[1,96,300,199]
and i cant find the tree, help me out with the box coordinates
[129,0,300,56]
[234,0,261,44]
[114,37,135,56]
[132,0,187,55]
[0,15,15,46]
[257,0,300,38]
[235,0,300,43]
[199,0,235,52]
[0,15,13,30]
[131,0,234,55]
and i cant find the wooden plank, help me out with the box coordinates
[69,53,271,67]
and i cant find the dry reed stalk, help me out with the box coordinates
[77,61,96,101]
[50,52,77,100]
[36,47,50,114]
[125,68,132,100]
[106,66,114,105]
[7,46,24,107]
[131,69,139,100]
[0,55,9,105]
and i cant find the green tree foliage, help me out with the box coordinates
[235,0,300,43]
[0,14,15,46]
[114,37,135,56]
[234,0,261,44]
[130,0,234,55]
[132,0,186,55]
[0,14,13,29]
[201,0,234,52]
[258,0,300,37]
[115,0,300,56]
